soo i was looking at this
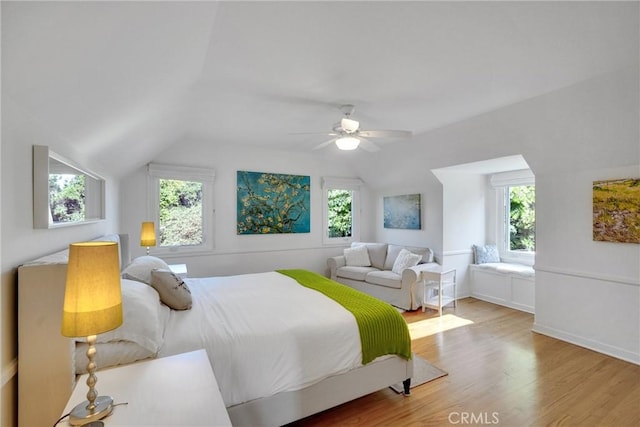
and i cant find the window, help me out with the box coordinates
[322,177,363,244]
[506,185,535,252]
[33,145,105,229]
[159,178,204,246]
[328,189,353,238]
[148,164,215,254]
[491,169,535,263]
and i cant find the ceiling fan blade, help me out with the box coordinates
[358,138,381,152]
[289,132,339,136]
[313,138,338,150]
[357,129,412,139]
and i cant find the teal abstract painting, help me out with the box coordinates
[237,171,311,234]
[384,194,421,230]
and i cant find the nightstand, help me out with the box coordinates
[168,263,187,279]
[61,349,231,426]
[422,267,457,316]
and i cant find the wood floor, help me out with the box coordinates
[289,298,640,427]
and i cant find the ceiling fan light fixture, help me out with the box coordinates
[341,117,360,133]
[336,137,360,150]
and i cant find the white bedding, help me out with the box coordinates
[158,271,364,407]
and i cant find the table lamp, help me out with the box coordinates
[61,241,123,426]
[140,221,156,255]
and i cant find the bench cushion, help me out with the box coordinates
[473,262,535,277]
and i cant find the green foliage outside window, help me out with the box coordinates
[328,189,352,238]
[509,185,535,251]
[49,174,85,223]
[159,179,203,246]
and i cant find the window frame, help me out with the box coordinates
[147,163,215,255]
[491,169,535,265]
[321,177,363,245]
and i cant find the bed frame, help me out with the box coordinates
[17,234,412,427]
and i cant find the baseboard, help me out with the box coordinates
[532,323,640,366]
[1,358,18,387]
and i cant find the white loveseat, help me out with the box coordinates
[328,242,438,310]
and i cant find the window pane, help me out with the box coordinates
[49,173,85,223]
[327,189,352,238]
[509,185,535,251]
[159,179,203,246]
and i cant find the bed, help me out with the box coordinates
[17,234,413,427]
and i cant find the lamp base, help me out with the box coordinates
[68,395,114,426]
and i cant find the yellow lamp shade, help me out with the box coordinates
[140,221,157,247]
[61,241,123,338]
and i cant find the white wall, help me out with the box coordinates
[1,99,121,426]
[374,172,443,260]
[119,141,372,278]
[534,165,640,363]
[435,171,487,297]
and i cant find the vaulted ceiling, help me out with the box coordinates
[3,1,638,177]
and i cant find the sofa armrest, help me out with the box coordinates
[402,262,439,283]
[327,256,346,279]
[401,262,440,310]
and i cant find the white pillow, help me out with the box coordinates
[344,245,371,267]
[391,248,422,275]
[122,255,171,285]
[86,279,168,354]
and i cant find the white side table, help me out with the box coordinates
[168,263,188,279]
[422,267,457,316]
[61,349,231,426]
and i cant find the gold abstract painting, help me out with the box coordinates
[593,178,640,244]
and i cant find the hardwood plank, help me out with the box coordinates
[288,298,640,426]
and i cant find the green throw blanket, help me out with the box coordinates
[277,269,412,364]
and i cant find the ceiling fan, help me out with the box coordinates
[297,104,412,152]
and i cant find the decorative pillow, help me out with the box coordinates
[86,279,169,354]
[391,248,422,275]
[473,244,500,264]
[344,245,371,267]
[150,269,193,310]
[122,255,171,285]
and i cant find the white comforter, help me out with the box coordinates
[158,271,363,407]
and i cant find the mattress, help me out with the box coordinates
[158,271,365,407]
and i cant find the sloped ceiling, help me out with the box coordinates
[3,1,638,177]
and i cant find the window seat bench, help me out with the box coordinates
[469,262,535,313]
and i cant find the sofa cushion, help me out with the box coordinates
[365,270,402,289]
[392,249,422,274]
[336,266,379,281]
[384,244,433,270]
[344,245,371,267]
[352,242,388,270]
